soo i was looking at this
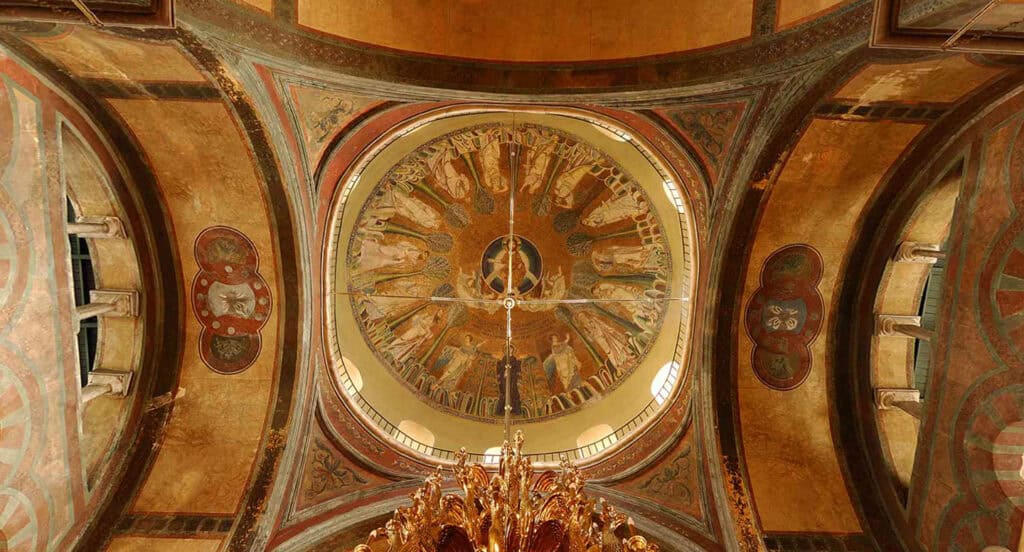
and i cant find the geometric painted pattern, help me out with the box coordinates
[0,489,38,552]
[965,386,1024,512]
[992,422,1024,509]
[955,387,1024,551]
[989,219,1024,364]
[0,364,29,487]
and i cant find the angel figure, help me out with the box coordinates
[520,267,566,312]
[573,310,636,369]
[479,132,508,193]
[387,310,440,363]
[355,236,427,273]
[583,190,648,228]
[543,333,582,394]
[435,334,486,391]
[592,244,662,273]
[455,269,500,314]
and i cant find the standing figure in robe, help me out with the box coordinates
[479,131,508,193]
[591,282,660,331]
[552,164,592,209]
[427,147,471,200]
[494,348,523,416]
[572,310,636,369]
[388,310,440,363]
[520,139,556,194]
[592,244,662,273]
[583,190,648,228]
[355,236,427,273]
[543,333,582,394]
[434,334,485,391]
[384,182,442,230]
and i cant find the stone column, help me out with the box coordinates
[66,216,125,239]
[81,369,133,404]
[74,289,138,334]
[875,314,934,341]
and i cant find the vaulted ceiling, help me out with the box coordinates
[0,1,1023,552]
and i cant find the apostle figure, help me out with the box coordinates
[543,333,582,393]
[434,334,485,391]
[494,347,523,416]
[582,190,648,228]
[355,236,426,273]
[573,310,636,369]
[388,310,440,363]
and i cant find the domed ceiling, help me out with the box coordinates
[327,109,694,456]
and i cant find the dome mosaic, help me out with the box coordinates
[343,122,676,424]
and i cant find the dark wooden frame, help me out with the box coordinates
[0,0,172,28]
[871,0,1024,54]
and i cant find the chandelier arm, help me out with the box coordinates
[503,119,519,443]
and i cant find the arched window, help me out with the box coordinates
[871,164,962,501]
[63,194,136,403]
[66,197,99,387]
[912,252,945,401]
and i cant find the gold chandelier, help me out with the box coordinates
[353,432,659,552]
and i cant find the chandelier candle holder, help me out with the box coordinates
[352,432,659,552]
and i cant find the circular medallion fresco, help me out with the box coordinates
[984,216,1024,365]
[344,123,673,423]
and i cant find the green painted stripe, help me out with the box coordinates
[1002,310,1024,331]
[999,273,1024,292]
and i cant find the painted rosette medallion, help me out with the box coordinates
[744,244,824,390]
[345,123,673,423]
[192,226,272,374]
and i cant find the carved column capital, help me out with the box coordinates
[88,289,139,318]
[893,241,945,263]
[81,369,133,403]
[874,388,921,410]
[875,314,922,336]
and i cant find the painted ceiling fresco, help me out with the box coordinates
[4,4,1024,551]
[343,123,672,423]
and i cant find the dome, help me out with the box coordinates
[324,108,696,461]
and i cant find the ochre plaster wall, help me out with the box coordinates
[740,118,922,533]
[110,99,281,515]
[738,54,1008,535]
[14,27,293,550]
[293,0,753,62]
